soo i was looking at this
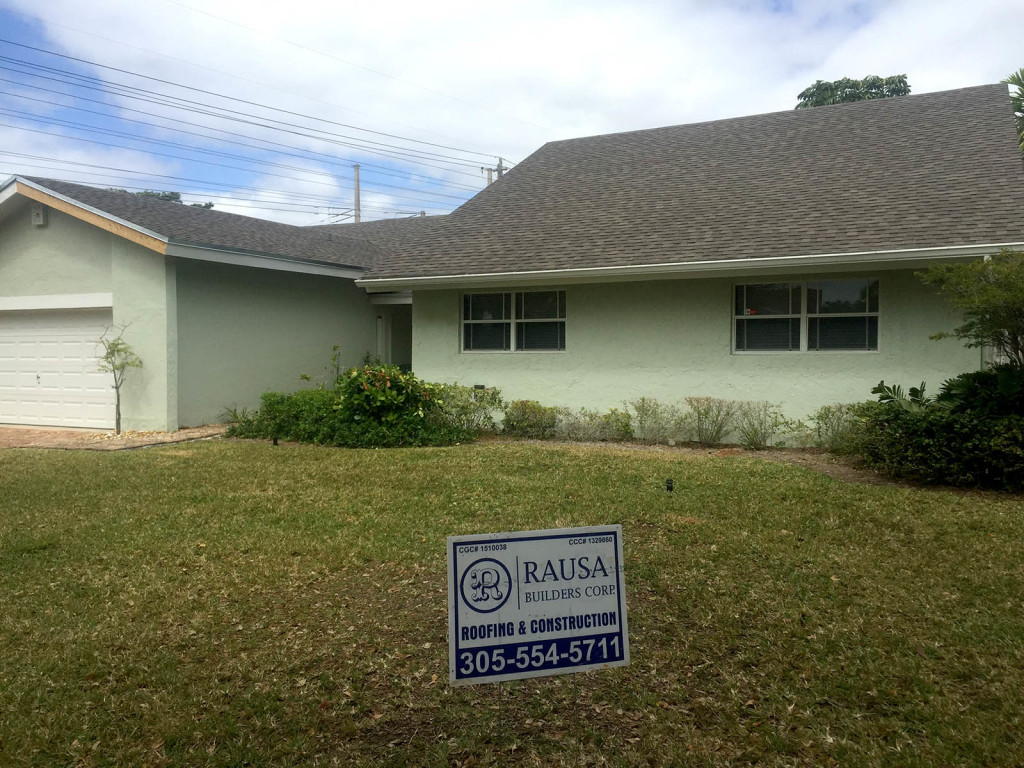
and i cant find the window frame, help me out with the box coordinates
[461,290,566,353]
[732,278,880,354]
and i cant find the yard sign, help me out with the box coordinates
[447,525,629,685]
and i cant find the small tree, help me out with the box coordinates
[795,74,910,109]
[918,249,1024,367]
[97,327,144,434]
[1003,67,1024,155]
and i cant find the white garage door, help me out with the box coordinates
[0,309,115,429]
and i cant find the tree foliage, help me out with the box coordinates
[795,75,910,109]
[917,249,1024,368]
[1003,67,1024,154]
[96,326,144,435]
[109,188,214,209]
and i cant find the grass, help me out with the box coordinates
[1,440,1023,766]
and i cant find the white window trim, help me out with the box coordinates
[461,290,566,353]
[732,279,880,354]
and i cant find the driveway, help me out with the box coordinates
[0,424,228,450]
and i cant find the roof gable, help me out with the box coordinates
[8,177,390,270]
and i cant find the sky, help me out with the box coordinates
[0,0,1020,224]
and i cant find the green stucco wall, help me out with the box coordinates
[175,259,378,427]
[0,197,112,296]
[411,269,981,420]
[0,200,176,431]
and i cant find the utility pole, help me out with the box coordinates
[353,164,361,223]
[496,157,505,178]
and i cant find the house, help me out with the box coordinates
[355,83,1024,416]
[2,84,1022,432]
[0,178,421,430]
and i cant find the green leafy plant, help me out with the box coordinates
[502,400,559,439]
[935,365,1024,417]
[96,325,143,435]
[228,361,474,448]
[871,380,932,412]
[918,250,1024,367]
[430,384,504,432]
[807,403,865,453]
[683,397,737,446]
[858,406,1024,491]
[1003,67,1024,155]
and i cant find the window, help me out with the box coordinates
[463,291,566,351]
[734,278,878,352]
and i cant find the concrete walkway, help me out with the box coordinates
[0,424,228,450]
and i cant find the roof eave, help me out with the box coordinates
[166,242,366,279]
[355,242,1024,291]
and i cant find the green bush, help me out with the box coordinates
[502,400,559,439]
[431,384,503,432]
[858,405,1024,491]
[227,365,476,448]
[808,402,864,453]
[935,365,1024,417]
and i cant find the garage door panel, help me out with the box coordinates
[0,309,115,428]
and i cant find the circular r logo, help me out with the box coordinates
[459,558,512,613]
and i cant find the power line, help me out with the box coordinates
[0,87,483,193]
[0,59,491,173]
[0,152,451,214]
[0,121,471,210]
[0,106,473,202]
[0,72,487,180]
[0,38,505,160]
[34,16,499,155]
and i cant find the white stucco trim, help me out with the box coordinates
[0,293,114,311]
[166,243,365,279]
[6,177,170,245]
[356,242,1024,291]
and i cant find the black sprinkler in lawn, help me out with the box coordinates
[666,478,674,492]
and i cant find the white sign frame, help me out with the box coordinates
[447,525,629,685]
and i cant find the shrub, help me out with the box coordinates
[502,400,560,439]
[683,397,736,446]
[935,365,1024,417]
[227,365,475,448]
[735,401,788,450]
[624,397,684,444]
[858,405,1024,491]
[808,402,864,453]
[554,407,632,442]
[430,384,504,432]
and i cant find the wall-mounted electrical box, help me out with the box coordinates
[30,203,47,227]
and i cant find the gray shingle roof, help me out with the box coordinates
[20,178,389,269]
[361,84,1024,281]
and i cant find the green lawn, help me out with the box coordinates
[1,441,1023,767]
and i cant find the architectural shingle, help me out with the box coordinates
[361,84,1024,280]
